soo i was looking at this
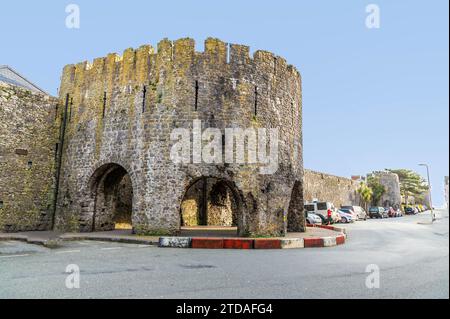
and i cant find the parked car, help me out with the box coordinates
[386,207,397,218]
[404,207,416,215]
[337,210,354,223]
[306,212,322,225]
[338,208,358,221]
[304,201,340,224]
[395,209,403,217]
[369,207,388,218]
[341,205,367,220]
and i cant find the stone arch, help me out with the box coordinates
[180,176,245,233]
[85,162,136,232]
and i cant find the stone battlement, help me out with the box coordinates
[60,37,300,100]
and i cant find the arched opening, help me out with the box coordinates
[180,177,240,236]
[89,163,133,232]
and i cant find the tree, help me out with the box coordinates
[386,169,428,205]
[367,175,386,206]
[357,182,373,211]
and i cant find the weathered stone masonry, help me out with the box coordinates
[371,171,401,208]
[303,169,360,208]
[55,37,304,237]
[0,82,57,232]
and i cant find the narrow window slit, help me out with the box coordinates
[55,104,59,120]
[222,134,226,155]
[254,86,258,116]
[142,85,147,113]
[54,143,59,161]
[0,201,3,209]
[102,92,107,118]
[27,161,33,169]
[195,81,199,111]
[69,97,73,122]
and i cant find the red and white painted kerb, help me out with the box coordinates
[159,225,347,250]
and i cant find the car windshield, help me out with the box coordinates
[304,205,315,211]
[317,203,328,210]
[369,207,378,212]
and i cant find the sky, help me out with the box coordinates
[1,0,448,205]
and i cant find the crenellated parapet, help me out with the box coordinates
[59,37,301,102]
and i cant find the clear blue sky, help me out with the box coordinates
[1,0,448,204]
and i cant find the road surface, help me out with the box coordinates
[0,209,448,299]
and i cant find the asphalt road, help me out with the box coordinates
[0,209,448,299]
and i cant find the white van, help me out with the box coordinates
[304,201,340,224]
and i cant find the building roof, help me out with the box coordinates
[0,65,48,95]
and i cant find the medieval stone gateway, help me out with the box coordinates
[53,37,304,237]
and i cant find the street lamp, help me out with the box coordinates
[419,163,435,222]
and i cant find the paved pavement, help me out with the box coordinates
[0,209,448,299]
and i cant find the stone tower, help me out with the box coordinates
[372,171,402,208]
[54,37,303,237]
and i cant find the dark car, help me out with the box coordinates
[369,207,388,218]
[404,207,416,215]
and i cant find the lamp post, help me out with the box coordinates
[419,163,435,222]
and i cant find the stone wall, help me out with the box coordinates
[0,82,57,232]
[55,37,304,237]
[371,171,402,208]
[303,169,360,208]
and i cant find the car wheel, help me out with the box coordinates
[341,217,347,223]
[318,215,327,225]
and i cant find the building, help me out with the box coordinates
[0,65,47,94]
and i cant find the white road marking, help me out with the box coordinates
[100,247,122,251]
[55,250,81,254]
[0,254,30,259]
[76,241,91,245]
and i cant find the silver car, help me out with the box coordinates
[306,212,322,225]
[341,205,368,221]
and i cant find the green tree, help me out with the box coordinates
[386,169,428,205]
[367,175,386,206]
[357,182,373,211]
